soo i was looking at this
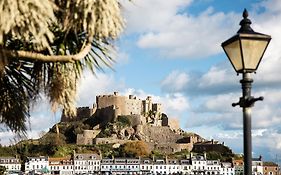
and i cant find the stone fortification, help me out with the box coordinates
[76,129,101,145]
[59,91,196,153]
[168,118,180,131]
[96,92,142,117]
[61,106,96,122]
[135,125,182,144]
[153,143,194,154]
[96,92,163,126]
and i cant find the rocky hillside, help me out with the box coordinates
[40,114,200,147]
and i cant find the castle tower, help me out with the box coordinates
[142,96,153,116]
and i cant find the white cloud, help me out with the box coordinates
[116,51,130,65]
[121,0,192,33]
[77,71,126,106]
[122,0,240,58]
[161,71,189,92]
[199,66,234,88]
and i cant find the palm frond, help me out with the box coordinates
[0,0,57,52]
[0,0,125,133]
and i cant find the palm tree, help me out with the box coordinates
[0,0,124,133]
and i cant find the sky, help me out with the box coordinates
[2,0,281,162]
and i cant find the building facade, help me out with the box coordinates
[25,156,49,174]
[100,158,140,174]
[0,157,21,174]
[13,153,281,175]
[263,162,279,175]
[49,157,74,175]
[73,153,101,174]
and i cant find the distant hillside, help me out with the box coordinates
[2,92,235,160]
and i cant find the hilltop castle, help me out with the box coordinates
[61,92,170,127]
[60,92,208,153]
[95,92,163,126]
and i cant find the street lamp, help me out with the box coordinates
[221,9,271,175]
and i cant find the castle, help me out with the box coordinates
[95,92,163,126]
[61,92,166,127]
[60,92,204,153]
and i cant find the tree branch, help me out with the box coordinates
[1,43,92,63]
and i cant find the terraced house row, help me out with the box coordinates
[0,154,279,175]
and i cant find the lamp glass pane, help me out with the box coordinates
[241,39,268,70]
[223,40,243,72]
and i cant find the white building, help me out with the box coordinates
[140,158,153,174]
[25,156,49,174]
[100,158,140,174]
[152,159,167,175]
[0,157,21,174]
[166,159,181,174]
[206,160,221,175]
[49,157,73,175]
[180,159,192,175]
[221,162,235,175]
[252,157,263,175]
[192,155,207,175]
[73,153,101,174]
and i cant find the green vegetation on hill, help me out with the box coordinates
[206,151,234,162]
[116,116,131,128]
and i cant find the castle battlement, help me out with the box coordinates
[96,92,161,118]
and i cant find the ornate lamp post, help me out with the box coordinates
[221,9,271,175]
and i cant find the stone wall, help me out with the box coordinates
[96,93,161,124]
[154,143,194,154]
[95,105,116,125]
[135,125,182,144]
[96,92,142,116]
[61,106,95,122]
[127,114,142,126]
[94,137,129,145]
[168,118,180,131]
[76,129,101,145]
[161,114,168,126]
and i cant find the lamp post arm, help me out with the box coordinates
[232,73,263,108]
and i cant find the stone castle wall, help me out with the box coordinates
[135,125,182,144]
[154,143,194,154]
[96,92,142,116]
[76,129,101,145]
[94,137,129,145]
[168,118,180,131]
[61,106,95,122]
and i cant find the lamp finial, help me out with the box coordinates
[243,9,248,19]
[238,8,254,33]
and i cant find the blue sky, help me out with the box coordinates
[2,0,281,162]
